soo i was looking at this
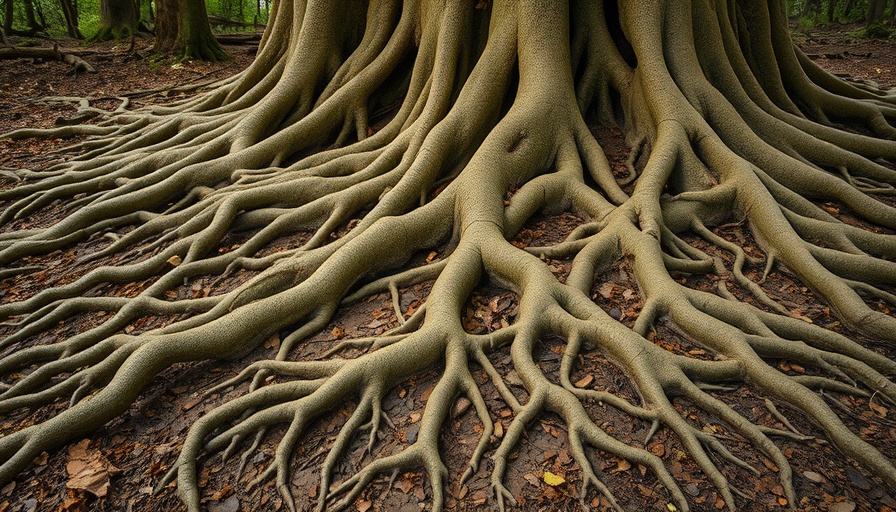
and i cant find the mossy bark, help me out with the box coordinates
[153,0,229,61]
[92,0,139,41]
[0,1,895,511]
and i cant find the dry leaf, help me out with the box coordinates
[65,440,121,498]
[356,499,372,512]
[574,375,594,388]
[167,255,182,267]
[613,458,632,473]
[869,399,888,418]
[395,477,414,494]
[542,471,565,486]
[523,473,540,486]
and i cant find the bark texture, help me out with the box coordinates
[153,0,229,61]
[1,1,895,511]
[92,0,139,40]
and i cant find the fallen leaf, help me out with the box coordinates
[870,399,888,418]
[395,477,414,494]
[356,500,372,512]
[574,375,594,388]
[494,422,504,438]
[167,255,182,266]
[558,449,572,465]
[829,502,856,512]
[65,440,121,498]
[613,458,631,473]
[543,471,565,486]
[263,335,281,350]
[802,471,824,483]
[523,473,540,486]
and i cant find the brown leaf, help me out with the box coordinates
[395,477,414,494]
[649,443,665,457]
[523,473,540,486]
[870,399,888,418]
[574,375,594,388]
[356,500,372,512]
[211,485,233,500]
[612,458,631,473]
[66,453,121,498]
[263,335,281,350]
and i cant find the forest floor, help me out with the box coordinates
[0,27,895,512]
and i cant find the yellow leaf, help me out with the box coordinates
[542,471,565,486]
[666,504,679,512]
[167,255,182,266]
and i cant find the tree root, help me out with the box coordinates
[1,0,895,511]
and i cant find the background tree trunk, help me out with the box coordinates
[22,0,40,32]
[58,0,83,39]
[92,0,138,40]
[3,0,13,36]
[867,0,887,24]
[154,0,228,61]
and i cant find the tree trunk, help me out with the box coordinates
[0,2,895,512]
[92,0,139,40]
[826,0,838,21]
[154,0,228,61]
[867,0,887,24]
[3,0,12,36]
[22,0,40,32]
[58,0,82,39]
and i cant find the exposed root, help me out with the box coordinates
[1,0,895,510]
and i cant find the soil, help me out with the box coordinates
[0,31,895,512]
[792,22,896,89]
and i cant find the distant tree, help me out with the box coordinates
[58,0,83,39]
[3,0,13,36]
[153,0,228,60]
[92,0,139,40]
[867,0,887,24]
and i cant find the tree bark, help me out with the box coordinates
[3,0,13,36]
[867,0,887,24]
[22,0,40,32]
[58,0,82,39]
[154,0,228,61]
[92,0,139,40]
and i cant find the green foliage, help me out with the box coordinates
[863,21,893,37]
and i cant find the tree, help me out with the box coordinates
[153,0,229,60]
[59,0,84,39]
[92,0,139,40]
[867,0,888,24]
[1,0,895,510]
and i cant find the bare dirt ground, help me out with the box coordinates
[0,32,895,512]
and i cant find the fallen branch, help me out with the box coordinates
[0,46,96,73]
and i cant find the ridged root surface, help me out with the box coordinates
[1,0,896,511]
